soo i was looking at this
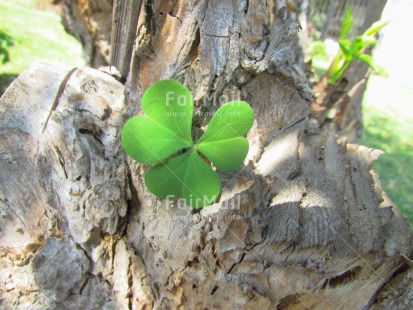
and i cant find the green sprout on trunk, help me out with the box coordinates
[328,8,388,85]
[121,80,254,209]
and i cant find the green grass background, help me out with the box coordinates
[361,76,413,223]
[0,0,83,94]
[1,0,412,224]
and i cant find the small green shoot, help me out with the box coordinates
[328,8,388,85]
[121,80,254,209]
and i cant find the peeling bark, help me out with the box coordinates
[1,0,412,309]
[110,0,143,78]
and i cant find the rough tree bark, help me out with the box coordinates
[1,1,412,309]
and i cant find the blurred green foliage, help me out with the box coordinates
[0,0,83,94]
[0,29,13,64]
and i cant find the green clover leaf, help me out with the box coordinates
[196,101,254,172]
[121,80,193,164]
[121,80,254,208]
[145,150,221,207]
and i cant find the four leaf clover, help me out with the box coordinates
[121,80,254,208]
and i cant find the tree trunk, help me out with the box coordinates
[61,0,113,67]
[1,1,412,309]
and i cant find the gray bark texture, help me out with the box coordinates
[1,1,412,309]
